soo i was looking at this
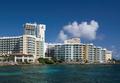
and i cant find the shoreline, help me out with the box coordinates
[0,62,119,66]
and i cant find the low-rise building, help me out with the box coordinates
[105,51,112,63]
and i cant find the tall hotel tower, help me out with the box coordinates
[0,23,46,63]
[24,23,46,58]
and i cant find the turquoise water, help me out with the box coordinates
[0,64,120,83]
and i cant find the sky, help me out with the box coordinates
[0,0,120,59]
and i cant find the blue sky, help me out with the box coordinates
[0,0,120,59]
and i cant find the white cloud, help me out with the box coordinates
[58,30,68,42]
[58,20,99,41]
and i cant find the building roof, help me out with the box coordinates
[0,36,22,39]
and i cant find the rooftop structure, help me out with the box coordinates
[64,38,80,44]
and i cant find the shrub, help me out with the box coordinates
[38,58,54,64]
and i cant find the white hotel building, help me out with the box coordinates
[0,23,46,63]
[47,38,112,63]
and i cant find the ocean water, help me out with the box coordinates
[0,64,120,83]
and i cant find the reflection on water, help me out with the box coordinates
[0,64,120,83]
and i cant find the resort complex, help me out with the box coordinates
[0,23,112,64]
[46,38,112,64]
[0,23,46,63]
